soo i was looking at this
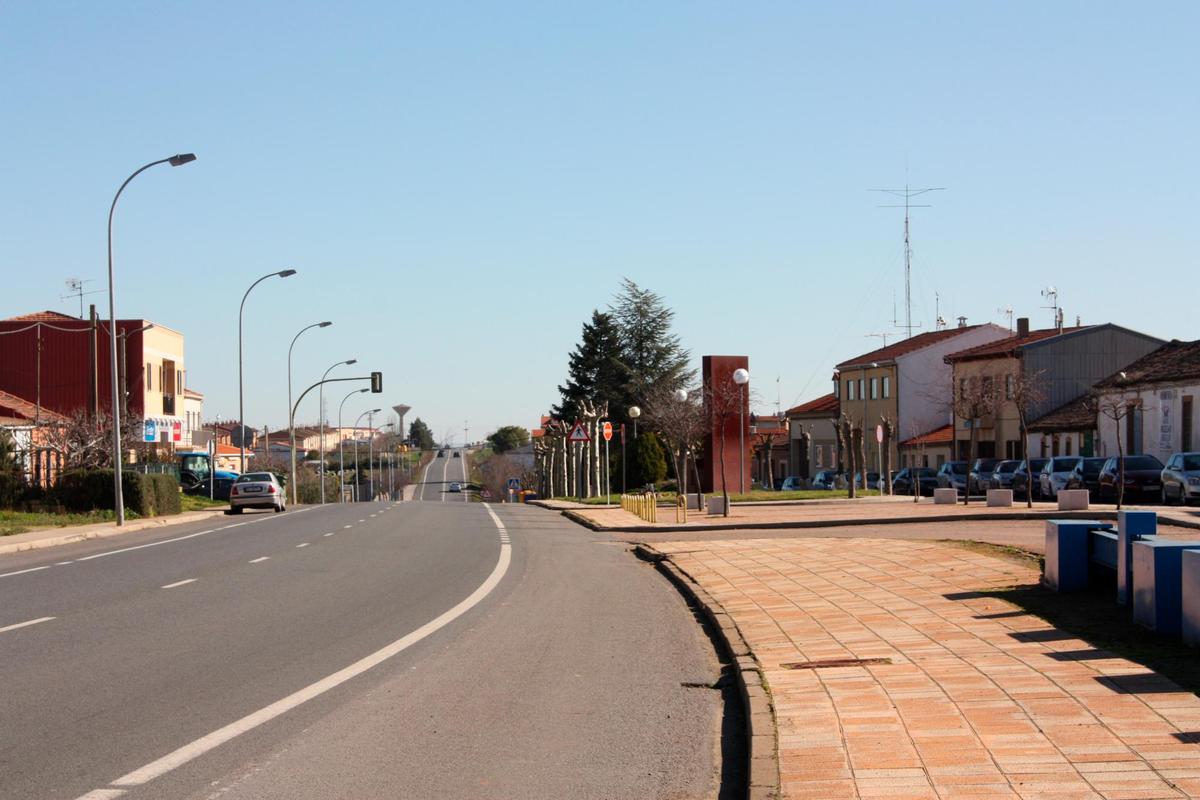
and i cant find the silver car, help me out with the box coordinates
[229,472,286,514]
[988,460,1021,490]
[1161,452,1200,505]
[1040,456,1082,499]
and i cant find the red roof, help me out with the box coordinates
[786,393,839,416]
[900,423,953,447]
[945,326,1089,362]
[4,310,81,322]
[0,388,67,423]
[837,326,989,369]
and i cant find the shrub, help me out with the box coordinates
[629,432,668,489]
[55,469,180,517]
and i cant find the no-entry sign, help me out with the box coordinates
[602,421,613,441]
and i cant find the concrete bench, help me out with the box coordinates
[986,489,1013,507]
[706,495,730,516]
[1045,520,1113,592]
[1184,550,1200,647]
[933,488,957,505]
[1132,540,1200,635]
[1057,489,1090,511]
[1117,510,1158,606]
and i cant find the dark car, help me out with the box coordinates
[892,467,938,496]
[1064,457,1107,500]
[811,470,840,490]
[183,477,235,501]
[1097,455,1165,503]
[988,460,1021,490]
[936,461,968,494]
[969,458,1001,495]
[1012,458,1048,499]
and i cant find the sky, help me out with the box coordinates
[2,2,1196,444]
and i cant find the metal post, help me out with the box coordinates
[288,321,331,506]
[338,388,366,502]
[367,411,375,502]
[319,358,354,504]
[738,384,745,494]
[605,434,610,505]
[239,269,295,473]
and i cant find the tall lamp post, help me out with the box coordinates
[626,405,641,493]
[287,320,332,504]
[733,368,750,494]
[353,408,380,502]
[107,153,196,525]
[337,388,368,502]
[674,389,689,497]
[319,359,356,504]
[367,409,379,502]
[239,269,296,472]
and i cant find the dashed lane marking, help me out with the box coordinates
[0,616,55,635]
[160,579,197,589]
[248,557,270,564]
[295,543,310,549]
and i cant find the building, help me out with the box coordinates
[1025,396,1097,458]
[0,388,67,485]
[945,318,1162,460]
[699,355,750,493]
[898,423,953,469]
[1093,340,1200,462]
[182,389,205,448]
[783,393,839,478]
[749,414,789,487]
[835,323,1010,471]
[0,310,191,453]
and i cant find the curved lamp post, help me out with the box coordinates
[733,368,750,494]
[337,388,369,502]
[107,153,196,525]
[287,321,332,504]
[319,358,356,504]
[353,408,381,502]
[239,269,296,472]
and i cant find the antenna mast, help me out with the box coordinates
[872,184,945,339]
[1040,287,1059,329]
[61,278,102,319]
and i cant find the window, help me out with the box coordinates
[870,377,878,400]
[177,371,183,394]
[1065,438,1072,456]
[882,376,890,399]
[959,377,967,400]
[1183,396,1193,452]
[146,363,152,391]
[834,380,840,398]
[858,378,864,400]
[982,376,995,401]
[1005,374,1014,400]
[847,380,855,401]
[815,445,823,467]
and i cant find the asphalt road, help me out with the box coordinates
[0,459,724,799]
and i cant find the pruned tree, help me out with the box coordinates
[1010,370,1049,508]
[40,409,143,471]
[754,427,783,492]
[703,375,744,516]
[1097,390,1143,509]
[838,415,857,499]
[953,374,997,505]
[644,383,706,498]
[879,416,895,495]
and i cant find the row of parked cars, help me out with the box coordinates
[802,451,1200,504]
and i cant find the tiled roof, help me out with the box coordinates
[3,310,81,322]
[0,389,67,423]
[837,326,988,369]
[945,326,1088,362]
[1093,340,1200,390]
[1028,396,1097,433]
[899,423,953,447]
[786,393,839,417]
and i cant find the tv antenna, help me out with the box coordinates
[872,184,945,340]
[865,332,891,348]
[61,278,102,319]
[997,305,1014,331]
[1040,287,1059,329]
[934,292,947,330]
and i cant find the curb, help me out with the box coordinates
[0,508,230,556]
[633,542,780,800]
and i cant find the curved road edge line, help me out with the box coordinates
[75,504,512,799]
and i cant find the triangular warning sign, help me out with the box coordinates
[567,421,591,442]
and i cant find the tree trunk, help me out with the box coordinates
[855,426,867,495]
[840,417,856,499]
[719,416,730,516]
[881,418,893,496]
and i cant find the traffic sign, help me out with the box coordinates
[507,477,521,490]
[567,421,591,443]
[875,424,884,444]
[602,421,613,441]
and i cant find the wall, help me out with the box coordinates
[1096,382,1200,461]
[835,364,899,475]
[700,355,750,493]
[951,357,1023,460]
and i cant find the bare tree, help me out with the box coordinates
[879,416,895,495]
[853,423,866,494]
[953,374,997,505]
[40,409,143,471]
[1097,390,1143,509]
[644,384,705,498]
[755,427,783,491]
[838,415,857,499]
[1010,370,1048,508]
[703,376,743,516]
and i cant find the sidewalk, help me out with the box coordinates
[655,537,1200,799]
[0,508,230,555]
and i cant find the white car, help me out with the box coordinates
[229,472,286,513]
[1039,457,1082,499]
[448,481,462,493]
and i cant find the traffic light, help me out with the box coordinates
[371,371,383,393]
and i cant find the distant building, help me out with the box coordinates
[783,393,839,478]
[0,388,67,485]
[1093,340,1200,462]
[897,423,953,469]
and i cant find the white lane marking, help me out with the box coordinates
[0,565,53,579]
[76,529,215,562]
[94,503,513,795]
[248,557,270,564]
[323,532,334,537]
[56,561,74,565]
[77,790,125,799]
[0,616,56,635]
[295,543,309,549]
[357,519,365,523]
[160,579,197,589]
[343,525,353,529]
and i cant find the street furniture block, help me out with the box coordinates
[1044,520,1098,592]
[1117,511,1157,606]
[933,488,957,505]
[1133,540,1200,634]
[1183,550,1200,647]
[1057,489,1090,510]
[986,489,1013,507]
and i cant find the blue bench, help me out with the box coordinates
[1044,520,1114,592]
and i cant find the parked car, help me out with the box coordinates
[968,458,1001,495]
[1097,455,1165,503]
[853,472,882,490]
[892,467,939,496]
[987,460,1020,490]
[936,461,968,494]
[1064,457,1107,500]
[811,470,840,490]
[229,471,286,513]
[1161,452,1200,505]
[184,477,236,501]
[1039,456,1082,499]
[780,476,805,491]
[1012,458,1048,499]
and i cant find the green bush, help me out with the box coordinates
[149,474,181,515]
[55,469,180,517]
[629,432,668,489]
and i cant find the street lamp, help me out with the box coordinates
[239,269,296,472]
[338,388,369,502]
[354,408,381,502]
[674,389,689,497]
[287,321,333,504]
[319,358,356,504]
[625,405,642,494]
[733,368,750,494]
[107,153,196,525]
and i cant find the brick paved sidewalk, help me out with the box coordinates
[657,538,1200,799]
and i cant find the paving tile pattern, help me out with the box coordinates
[657,538,1200,799]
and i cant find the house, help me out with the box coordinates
[835,322,1010,472]
[898,423,953,469]
[1092,340,1200,462]
[0,388,67,486]
[748,414,789,487]
[182,389,205,448]
[1025,396,1097,458]
[784,393,840,478]
[0,310,190,455]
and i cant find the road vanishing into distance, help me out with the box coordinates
[0,452,730,799]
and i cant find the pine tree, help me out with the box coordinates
[609,278,694,411]
[629,431,668,489]
[408,418,435,450]
[553,310,626,421]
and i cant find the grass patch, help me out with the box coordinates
[941,539,1044,571]
[180,494,228,512]
[0,509,131,537]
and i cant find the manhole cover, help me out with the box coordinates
[780,657,892,670]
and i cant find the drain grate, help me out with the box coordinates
[780,657,892,670]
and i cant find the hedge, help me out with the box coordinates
[56,470,181,517]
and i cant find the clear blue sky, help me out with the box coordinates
[2,2,1196,442]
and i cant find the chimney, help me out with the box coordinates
[1016,317,1030,337]
[956,316,968,328]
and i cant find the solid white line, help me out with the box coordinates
[248,557,270,564]
[160,579,196,589]
[295,543,309,548]
[56,561,74,565]
[76,790,125,799]
[343,524,353,529]
[76,530,215,561]
[98,503,513,793]
[0,565,53,579]
[323,532,334,537]
[0,616,56,635]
